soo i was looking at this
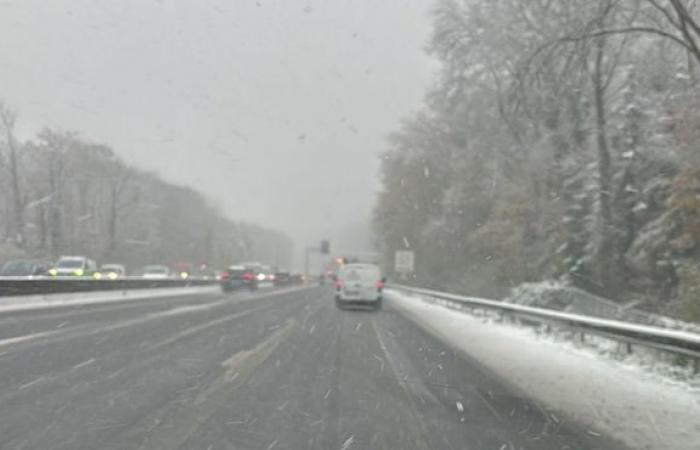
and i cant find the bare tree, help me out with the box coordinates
[104,161,138,258]
[0,102,25,247]
[565,0,700,68]
[589,36,618,293]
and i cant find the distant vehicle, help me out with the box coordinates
[290,273,304,285]
[142,265,171,279]
[172,261,193,279]
[197,263,217,279]
[273,271,291,286]
[99,264,126,280]
[334,263,385,310]
[219,265,257,292]
[238,262,262,272]
[49,256,98,277]
[255,265,275,288]
[0,260,49,277]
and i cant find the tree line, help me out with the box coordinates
[0,101,292,271]
[374,0,700,320]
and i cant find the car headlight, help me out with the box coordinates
[180,271,189,279]
[49,268,57,276]
[107,272,118,280]
[93,272,102,279]
[74,269,84,277]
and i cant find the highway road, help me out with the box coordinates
[0,286,625,449]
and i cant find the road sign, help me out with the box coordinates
[394,250,415,273]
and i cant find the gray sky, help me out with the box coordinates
[0,0,437,260]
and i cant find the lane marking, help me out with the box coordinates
[1,297,266,355]
[145,304,271,352]
[371,317,434,447]
[0,286,315,351]
[340,434,355,450]
[147,301,228,318]
[0,330,61,349]
[0,291,313,405]
[18,376,45,390]
[218,319,296,383]
[0,302,276,405]
[373,354,385,373]
[71,358,96,371]
[130,318,298,450]
[0,284,314,317]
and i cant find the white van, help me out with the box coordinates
[334,263,385,309]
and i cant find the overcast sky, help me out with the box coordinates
[0,0,437,260]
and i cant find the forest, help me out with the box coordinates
[0,102,292,271]
[374,0,700,320]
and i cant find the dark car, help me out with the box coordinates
[219,265,257,292]
[0,260,49,277]
[273,271,291,287]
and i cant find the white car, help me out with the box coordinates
[49,256,98,277]
[142,265,171,279]
[334,263,385,309]
[99,264,127,279]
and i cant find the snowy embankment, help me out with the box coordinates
[507,280,700,334]
[387,289,700,450]
[0,285,221,314]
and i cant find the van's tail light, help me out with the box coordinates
[242,271,254,281]
[219,271,230,281]
[335,280,342,290]
[376,280,385,291]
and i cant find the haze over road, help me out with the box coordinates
[0,0,438,252]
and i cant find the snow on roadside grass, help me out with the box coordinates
[0,284,312,315]
[430,294,700,387]
[0,285,221,314]
[507,280,700,334]
[387,289,700,450]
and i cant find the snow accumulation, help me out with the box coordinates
[0,284,311,315]
[507,280,700,334]
[387,290,700,450]
[0,285,221,314]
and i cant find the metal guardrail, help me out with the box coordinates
[0,276,218,296]
[391,285,700,368]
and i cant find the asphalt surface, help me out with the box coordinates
[0,286,626,450]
